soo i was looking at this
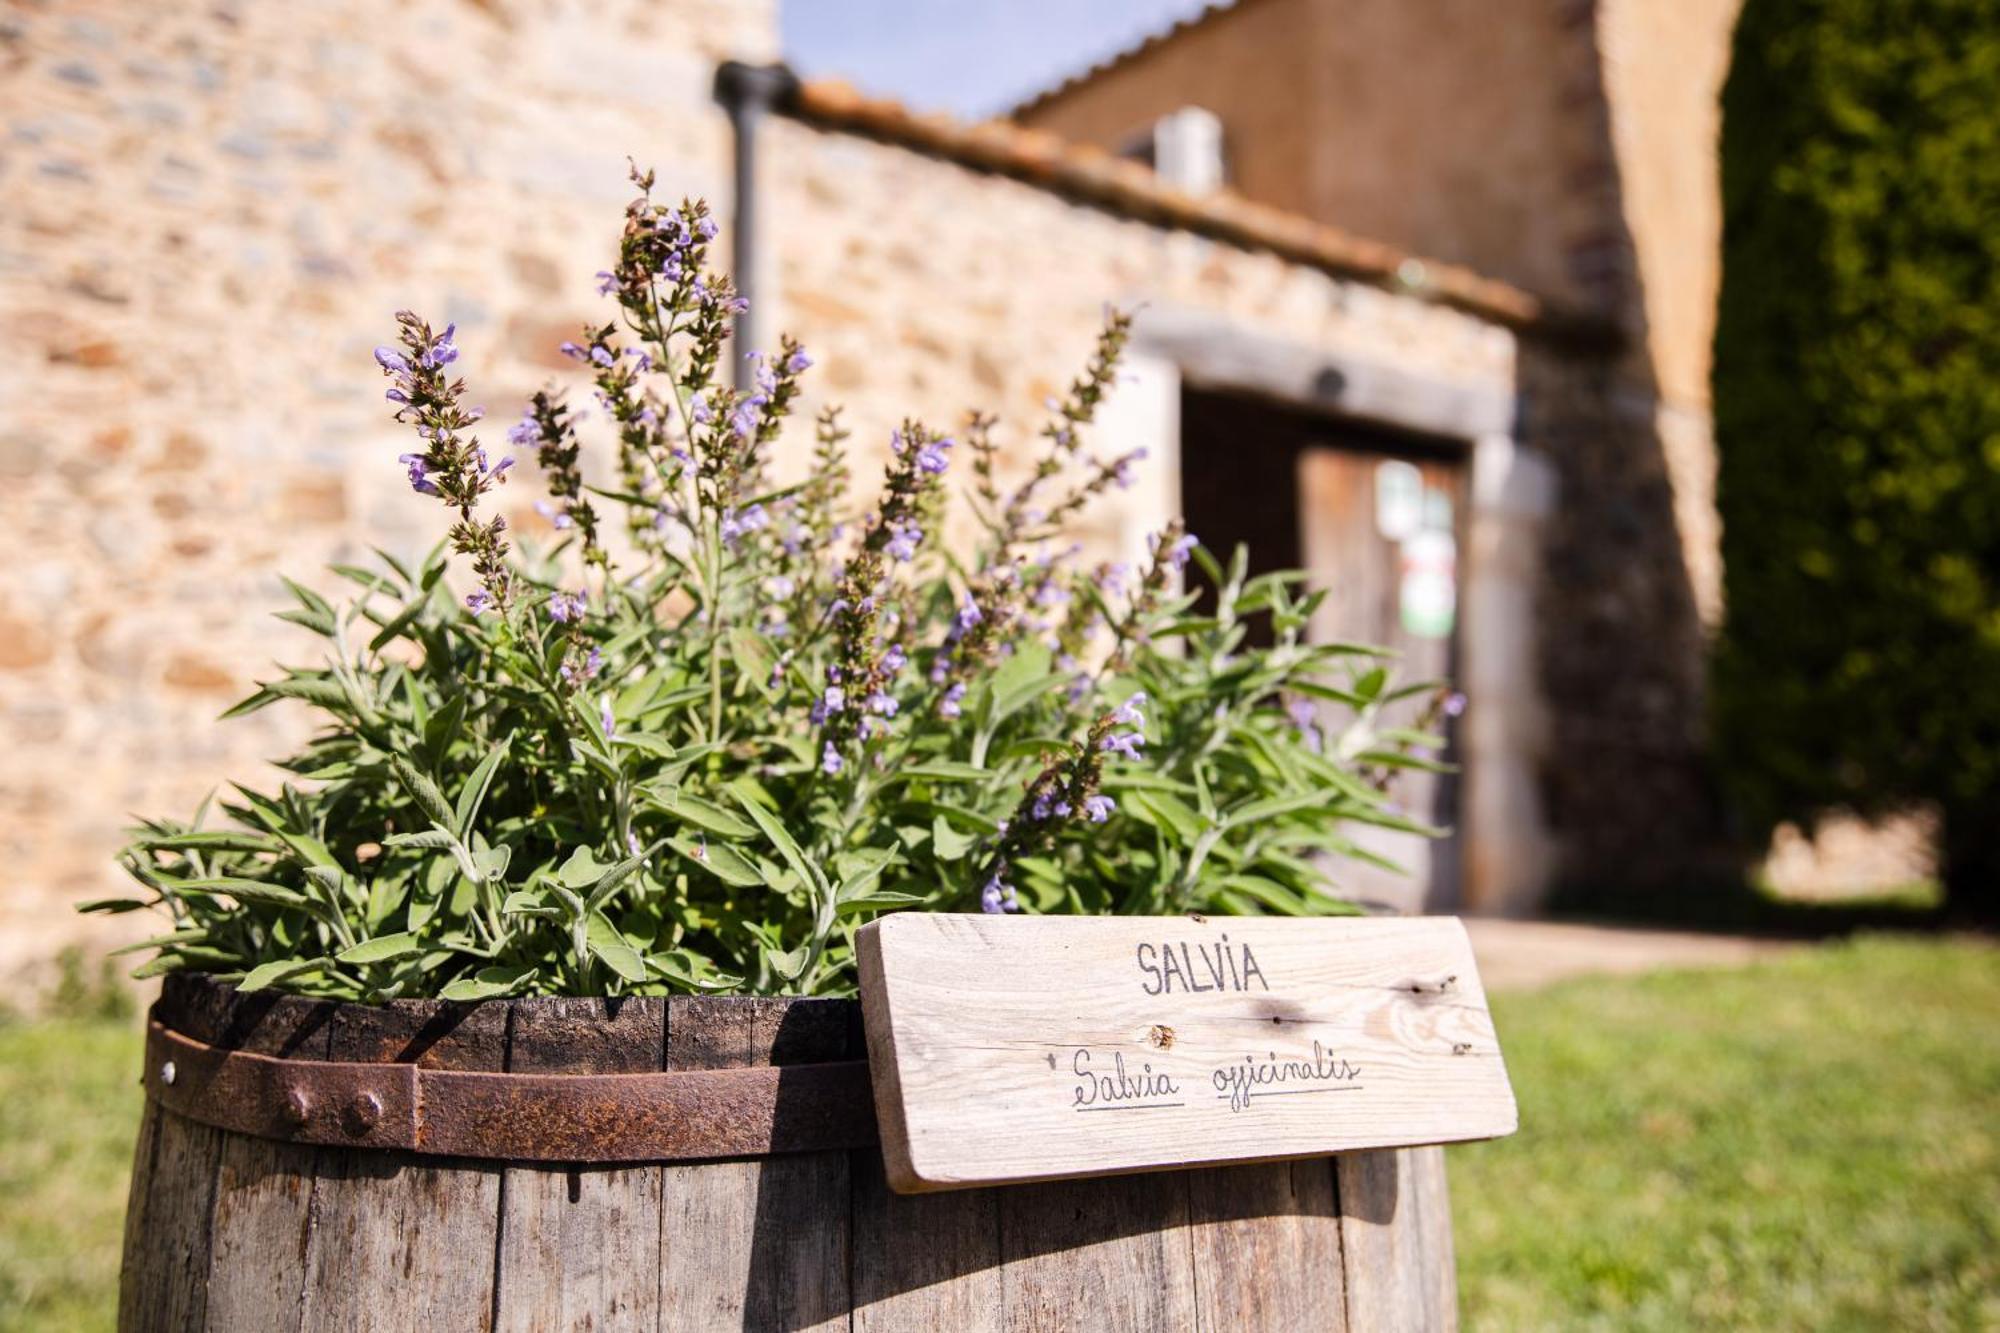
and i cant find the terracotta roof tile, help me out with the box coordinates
[780,75,1611,340]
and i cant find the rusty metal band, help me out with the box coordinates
[143,1020,880,1162]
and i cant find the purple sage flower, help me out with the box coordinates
[810,685,846,725]
[720,504,769,546]
[980,874,1020,914]
[1082,793,1116,824]
[885,517,922,563]
[1100,730,1143,761]
[563,645,605,686]
[465,589,492,616]
[1158,532,1197,573]
[1287,697,1324,752]
[399,452,438,496]
[821,741,843,776]
[938,681,967,719]
[915,437,952,475]
[1111,692,1147,728]
[425,323,458,367]
[954,593,982,635]
[548,590,587,624]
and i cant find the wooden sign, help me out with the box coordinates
[856,913,1516,1193]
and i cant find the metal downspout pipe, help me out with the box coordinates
[713,61,798,392]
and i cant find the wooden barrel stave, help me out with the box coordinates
[495,996,667,1333]
[120,977,1458,1332]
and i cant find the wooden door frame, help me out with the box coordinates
[1103,305,1558,916]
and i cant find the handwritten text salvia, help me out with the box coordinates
[1135,935,1269,995]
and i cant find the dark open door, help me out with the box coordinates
[1180,383,1466,913]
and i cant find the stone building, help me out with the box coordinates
[0,0,1904,983]
[1015,0,1753,903]
[1010,0,1940,900]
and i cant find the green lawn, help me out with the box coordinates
[1455,934,1999,1331]
[0,1013,142,1332]
[1,935,1994,1331]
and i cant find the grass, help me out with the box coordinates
[1454,934,1999,1331]
[0,935,1993,1330]
[0,1012,142,1332]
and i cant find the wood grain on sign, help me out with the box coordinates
[857,913,1516,1193]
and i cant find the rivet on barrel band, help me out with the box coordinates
[344,1092,384,1137]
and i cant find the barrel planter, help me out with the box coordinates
[120,973,1460,1331]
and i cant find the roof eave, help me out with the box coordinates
[759,70,1617,345]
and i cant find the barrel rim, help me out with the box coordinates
[142,972,875,1163]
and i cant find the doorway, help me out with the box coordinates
[1179,383,1467,912]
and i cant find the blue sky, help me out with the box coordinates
[780,0,1221,120]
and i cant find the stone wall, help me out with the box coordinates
[0,0,773,981]
[0,1,1532,983]
[1596,0,1744,626]
[756,115,1517,545]
[1019,0,1737,894]
[1016,0,1612,310]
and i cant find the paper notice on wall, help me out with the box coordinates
[1374,460,1424,542]
[1400,527,1456,639]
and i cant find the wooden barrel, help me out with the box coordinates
[120,974,1459,1331]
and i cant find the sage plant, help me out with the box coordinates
[91,168,1452,999]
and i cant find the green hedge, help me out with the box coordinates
[1712,0,2000,913]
